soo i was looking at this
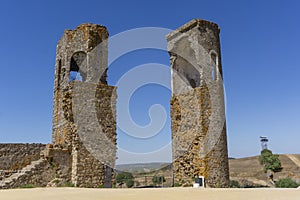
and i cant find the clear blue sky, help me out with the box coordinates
[0,0,299,164]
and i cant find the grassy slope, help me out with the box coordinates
[229,154,300,185]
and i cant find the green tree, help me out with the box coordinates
[125,179,134,188]
[152,175,166,186]
[275,178,299,188]
[264,154,281,172]
[259,149,282,172]
[116,172,134,188]
[259,149,273,165]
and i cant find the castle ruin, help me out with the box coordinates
[0,19,229,189]
[51,24,117,187]
[0,24,116,188]
[167,19,229,187]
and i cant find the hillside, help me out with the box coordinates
[115,163,170,173]
[229,154,300,187]
[116,163,173,187]
[116,154,300,187]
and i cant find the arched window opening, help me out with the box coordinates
[211,53,217,81]
[70,70,83,81]
[57,59,62,86]
[211,66,216,81]
[175,61,200,89]
[70,51,87,82]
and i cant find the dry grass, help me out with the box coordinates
[229,154,300,185]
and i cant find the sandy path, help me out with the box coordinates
[287,154,300,167]
[0,188,300,200]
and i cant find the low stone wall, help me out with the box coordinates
[0,158,56,189]
[0,143,46,180]
[0,144,74,189]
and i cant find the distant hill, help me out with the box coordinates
[229,154,300,187]
[115,162,173,187]
[115,162,170,174]
[115,154,300,187]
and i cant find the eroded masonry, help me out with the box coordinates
[0,19,229,189]
[52,24,116,187]
[168,19,229,187]
[0,24,116,189]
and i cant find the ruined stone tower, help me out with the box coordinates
[52,24,116,187]
[167,19,229,187]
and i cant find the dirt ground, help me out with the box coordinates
[1,188,300,200]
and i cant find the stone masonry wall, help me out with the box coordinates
[0,143,46,180]
[167,19,229,187]
[51,24,116,188]
[42,144,72,183]
[71,142,106,188]
[0,158,56,189]
[171,84,229,187]
[52,23,108,146]
[63,81,116,187]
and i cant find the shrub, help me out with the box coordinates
[259,149,282,172]
[20,184,35,188]
[263,155,281,172]
[152,175,166,186]
[259,149,273,165]
[125,179,134,188]
[116,172,134,188]
[59,182,75,187]
[230,180,240,188]
[275,178,299,188]
[174,183,181,187]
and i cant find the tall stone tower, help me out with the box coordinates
[52,24,116,187]
[167,19,229,187]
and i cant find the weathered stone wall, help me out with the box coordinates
[69,82,116,187]
[70,82,116,164]
[0,143,46,180]
[0,158,56,189]
[71,142,106,188]
[51,23,116,188]
[167,19,229,187]
[52,23,109,146]
[42,144,72,183]
[171,85,229,187]
[0,143,74,189]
